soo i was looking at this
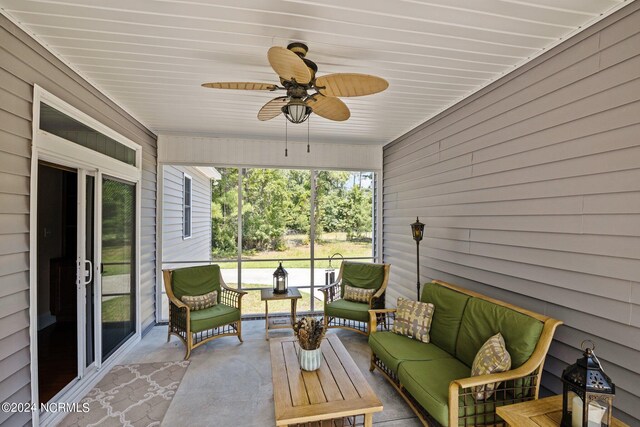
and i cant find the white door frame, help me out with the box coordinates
[29,85,143,426]
[76,168,90,379]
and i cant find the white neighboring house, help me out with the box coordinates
[160,165,219,320]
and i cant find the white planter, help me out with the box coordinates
[298,347,322,371]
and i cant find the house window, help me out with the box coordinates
[40,103,137,166]
[183,174,192,238]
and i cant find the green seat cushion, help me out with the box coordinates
[171,265,221,302]
[456,298,543,369]
[368,331,452,373]
[420,282,470,355]
[341,262,386,296]
[398,359,471,426]
[399,360,507,426]
[325,299,370,322]
[190,304,239,333]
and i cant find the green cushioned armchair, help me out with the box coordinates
[320,261,390,335]
[163,265,246,359]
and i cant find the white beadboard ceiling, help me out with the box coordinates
[0,0,629,145]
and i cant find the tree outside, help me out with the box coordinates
[210,168,374,314]
[212,168,373,261]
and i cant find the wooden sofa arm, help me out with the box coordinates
[319,281,341,304]
[369,288,386,310]
[220,284,247,309]
[448,367,539,427]
[167,297,190,336]
[167,293,189,310]
[447,318,563,427]
[368,308,397,332]
[221,283,247,295]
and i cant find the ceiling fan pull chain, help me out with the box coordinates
[285,118,288,157]
[307,116,310,153]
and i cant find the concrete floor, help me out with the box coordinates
[120,320,422,427]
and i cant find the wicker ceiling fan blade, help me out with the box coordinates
[258,96,289,121]
[307,95,350,121]
[268,46,312,84]
[315,73,388,97]
[202,82,277,90]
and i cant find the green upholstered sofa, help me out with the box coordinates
[320,261,390,335]
[368,280,562,427]
[163,265,246,359]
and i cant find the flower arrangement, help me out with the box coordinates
[293,317,326,350]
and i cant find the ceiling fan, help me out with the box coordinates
[202,42,389,124]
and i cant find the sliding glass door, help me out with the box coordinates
[32,90,142,425]
[101,176,136,359]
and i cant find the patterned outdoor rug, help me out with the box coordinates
[60,361,189,427]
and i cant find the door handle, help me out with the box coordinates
[84,260,93,285]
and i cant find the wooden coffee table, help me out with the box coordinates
[270,335,383,426]
[496,395,628,427]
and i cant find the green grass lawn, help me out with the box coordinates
[216,232,373,269]
[102,295,131,322]
[238,283,321,315]
[102,244,132,276]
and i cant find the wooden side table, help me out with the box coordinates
[261,288,302,340]
[496,395,629,427]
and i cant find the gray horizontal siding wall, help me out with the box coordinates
[162,166,212,262]
[382,3,640,426]
[0,13,157,426]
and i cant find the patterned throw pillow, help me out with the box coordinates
[181,290,218,311]
[471,332,512,401]
[391,298,435,343]
[343,284,375,303]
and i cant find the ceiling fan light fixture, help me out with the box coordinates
[282,98,312,124]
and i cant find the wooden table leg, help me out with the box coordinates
[290,298,297,326]
[364,413,373,427]
[265,300,269,340]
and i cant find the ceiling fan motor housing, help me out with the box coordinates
[287,42,317,81]
[287,42,308,57]
[286,84,308,99]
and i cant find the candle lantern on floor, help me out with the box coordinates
[273,261,288,294]
[561,340,615,427]
[325,253,343,286]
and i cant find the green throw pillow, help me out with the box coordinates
[181,290,218,311]
[343,284,375,303]
[471,332,511,401]
[392,298,435,343]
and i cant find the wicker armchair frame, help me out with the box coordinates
[319,262,390,336]
[163,268,247,360]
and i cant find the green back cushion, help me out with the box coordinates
[456,298,543,369]
[420,282,470,355]
[171,265,221,302]
[341,262,386,296]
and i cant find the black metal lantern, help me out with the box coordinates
[561,340,615,427]
[273,261,288,294]
[411,217,425,243]
[410,217,425,300]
